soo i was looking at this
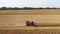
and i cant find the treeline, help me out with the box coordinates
[0,7,60,10]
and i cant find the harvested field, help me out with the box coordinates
[0,9,60,34]
[0,9,60,27]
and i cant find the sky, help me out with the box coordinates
[0,0,60,8]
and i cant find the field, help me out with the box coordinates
[0,9,60,34]
[0,27,60,34]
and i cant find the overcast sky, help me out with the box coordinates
[0,0,60,8]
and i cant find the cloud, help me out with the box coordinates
[0,0,60,8]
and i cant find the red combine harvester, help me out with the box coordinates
[26,21,35,26]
